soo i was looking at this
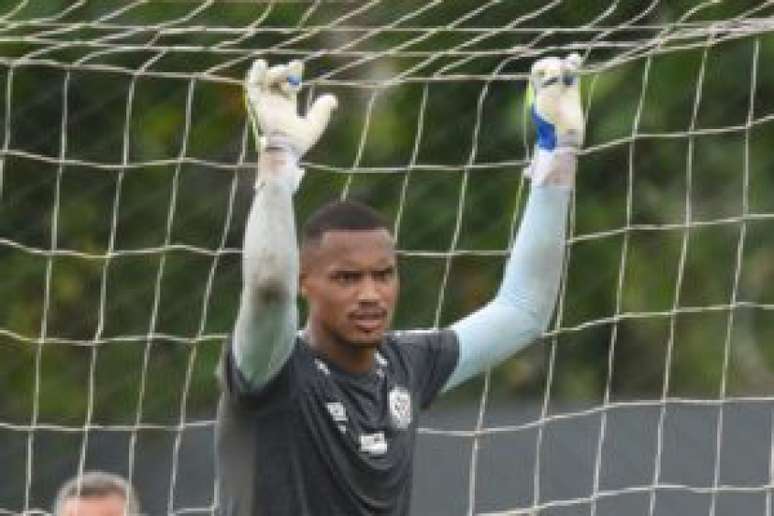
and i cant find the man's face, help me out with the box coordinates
[60,494,127,516]
[301,229,398,348]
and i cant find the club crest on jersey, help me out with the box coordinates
[389,386,412,430]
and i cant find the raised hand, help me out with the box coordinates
[524,54,583,187]
[527,53,584,151]
[245,59,338,191]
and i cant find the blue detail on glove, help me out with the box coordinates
[531,105,557,151]
[287,75,301,87]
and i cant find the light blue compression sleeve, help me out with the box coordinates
[232,149,300,388]
[444,183,571,391]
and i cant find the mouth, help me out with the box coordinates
[350,311,387,333]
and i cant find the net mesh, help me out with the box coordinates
[2,1,774,514]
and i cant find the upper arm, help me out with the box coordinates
[398,330,459,409]
[442,186,571,392]
[232,286,298,389]
[444,300,543,392]
[234,157,301,390]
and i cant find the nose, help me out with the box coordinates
[357,277,380,303]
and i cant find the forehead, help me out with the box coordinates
[61,495,126,516]
[309,229,395,267]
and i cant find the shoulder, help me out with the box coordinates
[385,330,460,409]
[219,334,317,409]
[389,328,459,349]
[382,329,459,367]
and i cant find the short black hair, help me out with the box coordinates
[301,200,390,246]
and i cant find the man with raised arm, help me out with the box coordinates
[216,55,584,516]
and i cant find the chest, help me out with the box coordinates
[301,356,418,459]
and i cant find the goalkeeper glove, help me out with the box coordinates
[524,53,584,187]
[245,59,338,191]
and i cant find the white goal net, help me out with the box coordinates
[1,1,774,515]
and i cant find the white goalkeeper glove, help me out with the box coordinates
[524,53,584,187]
[245,59,338,191]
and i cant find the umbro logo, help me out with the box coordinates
[326,402,347,423]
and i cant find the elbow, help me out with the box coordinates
[528,318,550,342]
[243,254,298,304]
[244,264,296,305]
[527,300,557,339]
[251,278,295,305]
[504,303,555,345]
[493,291,557,338]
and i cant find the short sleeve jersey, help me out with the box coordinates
[215,330,459,516]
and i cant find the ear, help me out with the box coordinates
[298,270,308,298]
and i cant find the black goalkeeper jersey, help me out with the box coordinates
[215,330,459,516]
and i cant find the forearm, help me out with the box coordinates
[495,181,571,329]
[233,149,300,386]
[442,53,582,392]
[446,167,572,391]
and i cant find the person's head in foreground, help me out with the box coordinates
[54,471,140,516]
[299,200,398,368]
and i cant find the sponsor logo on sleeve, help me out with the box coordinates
[359,432,388,456]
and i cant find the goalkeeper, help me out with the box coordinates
[216,55,584,516]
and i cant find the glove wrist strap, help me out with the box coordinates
[257,137,305,193]
[262,134,302,160]
[556,132,582,150]
[524,147,577,188]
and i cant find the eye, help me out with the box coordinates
[374,267,396,282]
[332,271,360,285]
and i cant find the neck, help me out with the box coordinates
[303,322,378,375]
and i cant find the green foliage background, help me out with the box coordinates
[1,0,773,503]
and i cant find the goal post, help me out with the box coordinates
[1,1,774,514]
